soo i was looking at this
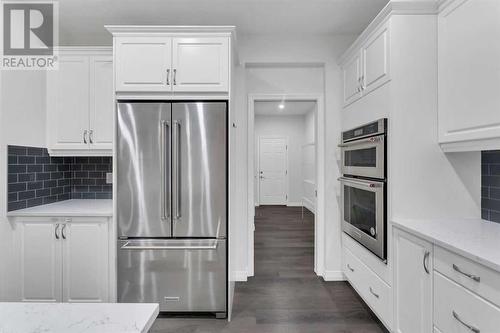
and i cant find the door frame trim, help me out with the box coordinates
[247,93,325,278]
[256,135,289,206]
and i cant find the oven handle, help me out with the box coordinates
[338,177,384,188]
[338,134,384,148]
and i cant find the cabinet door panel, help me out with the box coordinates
[115,37,172,92]
[438,0,500,143]
[342,52,362,106]
[16,221,62,302]
[62,220,108,302]
[394,228,433,333]
[47,56,90,151]
[90,56,113,150]
[172,37,229,92]
[362,26,390,94]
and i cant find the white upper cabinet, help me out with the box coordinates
[47,48,113,156]
[108,27,234,94]
[341,22,390,107]
[342,51,363,106]
[438,0,500,151]
[115,37,172,92]
[47,56,90,151]
[172,37,229,92]
[90,56,114,150]
[361,25,390,94]
[394,228,433,333]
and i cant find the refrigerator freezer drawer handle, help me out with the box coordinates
[120,242,218,250]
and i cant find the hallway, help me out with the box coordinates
[152,206,387,332]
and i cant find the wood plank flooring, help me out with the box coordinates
[151,206,388,333]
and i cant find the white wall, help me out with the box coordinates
[254,115,305,205]
[0,71,47,300]
[302,108,316,213]
[231,34,355,280]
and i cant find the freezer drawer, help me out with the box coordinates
[117,239,227,313]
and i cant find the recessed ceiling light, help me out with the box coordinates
[278,103,285,110]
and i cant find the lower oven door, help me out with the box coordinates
[339,177,386,260]
[117,239,227,314]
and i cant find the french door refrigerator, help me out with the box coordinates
[116,101,227,317]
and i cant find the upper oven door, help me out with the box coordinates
[340,134,385,179]
[339,177,386,260]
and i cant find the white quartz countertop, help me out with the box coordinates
[7,199,113,217]
[392,217,500,273]
[0,302,159,333]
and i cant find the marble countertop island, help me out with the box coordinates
[392,217,500,272]
[0,302,159,333]
[7,199,113,217]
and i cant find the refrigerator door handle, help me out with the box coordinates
[161,120,171,220]
[173,120,181,220]
[120,241,218,250]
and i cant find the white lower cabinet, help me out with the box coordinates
[13,217,109,303]
[393,228,433,333]
[343,247,392,329]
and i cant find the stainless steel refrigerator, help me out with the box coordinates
[116,101,227,318]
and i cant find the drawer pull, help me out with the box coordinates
[452,311,480,333]
[453,264,480,282]
[347,264,354,272]
[369,287,379,299]
[423,251,430,274]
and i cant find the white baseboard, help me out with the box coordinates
[322,270,346,281]
[286,202,302,207]
[231,270,248,282]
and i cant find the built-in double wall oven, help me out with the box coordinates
[339,118,387,261]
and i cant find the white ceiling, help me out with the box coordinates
[58,0,389,45]
[255,101,316,116]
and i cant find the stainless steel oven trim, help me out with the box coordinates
[339,177,386,260]
[340,134,385,179]
[341,118,386,143]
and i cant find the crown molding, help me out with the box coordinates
[338,1,439,65]
[105,25,236,36]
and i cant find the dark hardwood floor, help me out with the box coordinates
[152,206,388,333]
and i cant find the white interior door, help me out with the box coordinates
[258,137,288,205]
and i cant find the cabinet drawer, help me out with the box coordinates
[434,271,500,333]
[343,247,392,328]
[434,246,500,307]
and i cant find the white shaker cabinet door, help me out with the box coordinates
[115,37,172,92]
[438,0,500,145]
[172,37,229,92]
[14,220,62,302]
[47,56,90,151]
[61,218,109,303]
[361,24,390,94]
[342,51,363,107]
[394,228,433,333]
[89,56,113,150]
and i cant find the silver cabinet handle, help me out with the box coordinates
[347,264,354,272]
[423,251,430,274]
[173,120,181,219]
[173,69,177,85]
[121,241,218,251]
[54,224,60,240]
[83,130,88,144]
[89,130,93,144]
[361,75,365,90]
[369,287,379,299]
[160,120,171,220]
[453,311,480,333]
[61,224,67,240]
[166,69,170,85]
[453,264,480,282]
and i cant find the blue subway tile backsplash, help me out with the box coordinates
[481,150,500,223]
[7,145,112,212]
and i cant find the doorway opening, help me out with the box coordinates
[248,94,325,278]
